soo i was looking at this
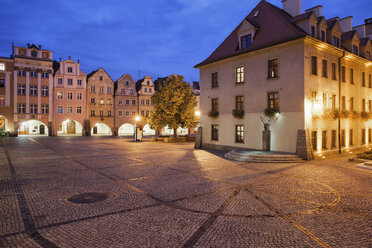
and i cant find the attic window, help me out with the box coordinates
[254,10,259,17]
[31,51,37,57]
[241,34,252,49]
[353,45,358,55]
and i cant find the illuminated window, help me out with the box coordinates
[236,96,244,110]
[268,92,278,110]
[211,98,218,112]
[100,98,104,104]
[241,34,252,49]
[235,125,244,143]
[107,99,111,104]
[211,125,219,141]
[235,66,244,84]
[0,63,5,71]
[57,92,63,100]
[268,59,278,78]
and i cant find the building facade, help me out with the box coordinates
[195,0,372,158]
[115,74,138,136]
[13,44,54,136]
[0,57,14,135]
[87,68,114,135]
[53,58,87,136]
[136,76,155,135]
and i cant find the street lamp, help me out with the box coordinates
[195,110,200,117]
[134,116,140,141]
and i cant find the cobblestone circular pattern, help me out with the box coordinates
[67,192,110,204]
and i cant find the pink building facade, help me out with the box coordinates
[53,58,87,136]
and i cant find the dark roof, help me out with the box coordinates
[27,44,42,50]
[360,37,370,46]
[87,69,98,79]
[195,0,307,68]
[341,30,357,41]
[52,60,60,76]
[290,11,313,23]
[326,19,338,30]
[136,79,144,92]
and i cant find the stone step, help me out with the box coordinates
[225,149,303,163]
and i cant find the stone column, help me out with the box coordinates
[25,71,30,119]
[296,129,314,160]
[262,130,271,151]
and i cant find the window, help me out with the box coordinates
[241,34,252,49]
[91,110,95,116]
[57,106,63,114]
[146,111,149,117]
[362,129,366,145]
[100,98,104,105]
[144,88,148,92]
[108,110,112,116]
[341,66,346,82]
[99,110,104,116]
[141,99,144,105]
[68,67,72,73]
[312,91,317,104]
[333,37,339,47]
[77,79,82,86]
[100,76,103,81]
[312,131,317,151]
[350,69,354,84]
[322,60,327,78]
[31,51,37,57]
[141,110,144,116]
[58,78,63,84]
[332,95,336,109]
[311,56,317,75]
[362,72,366,87]
[41,73,49,79]
[132,100,136,105]
[149,88,152,92]
[352,45,358,55]
[66,92,72,100]
[350,97,354,111]
[235,66,244,84]
[30,86,37,96]
[77,106,82,114]
[0,78,4,87]
[323,93,328,109]
[118,111,123,117]
[107,87,112,94]
[118,99,123,105]
[57,92,63,100]
[41,104,48,114]
[30,72,37,78]
[126,111,130,117]
[125,81,129,86]
[30,104,37,114]
[100,86,104,93]
[332,63,337,80]
[146,99,150,105]
[342,129,347,147]
[341,96,346,110]
[369,100,372,113]
[311,26,316,37]
[235,125,244,143]
[349,129,353,146]
[0,96,5,106]
[121,89,125,93]
[17,85,25,95]
[90,98,95,104]
[76,92,82,100]
[362,99,366,112]
[68,79,73,85]
[369,74,371,88]
[41,86,48,96]
[369,129,372,143]
[331,130,337,148]
[107,99,112,104]
[212,72,218,88]
[211,125,219,141]
[147,81,150,85]
[321,31,325,41]
[236,96,244,110]
[18,104,25,114]
[18,70,26,77]
[67,106,73,114]
[268,92,278,110]
[91,86,95,93]
[211,98,218,112]
[322,131,327,149]
[268,59,278,78]
[0,63,5,71]
[130,89,134,94]
[126,99,130,105]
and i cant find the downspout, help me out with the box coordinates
[338,51,345,154]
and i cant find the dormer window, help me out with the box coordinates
[352,45,358,55]
[333,37,339,47]
[241,35,252,49]
[126,81,129,86]
[68,67,72,73]
[147,81,150,85]
[311,26,316,37]
[31,51,37,57]
[321,31,325,41]
[121,89,125,93]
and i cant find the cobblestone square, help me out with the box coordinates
[1,136,371,247]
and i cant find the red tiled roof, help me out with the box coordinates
[195,0,307,68]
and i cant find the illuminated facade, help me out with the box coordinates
[0,57,14,134]
[195,0,372,158]
[136,76,156,135]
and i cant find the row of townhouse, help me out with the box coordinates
[195,0,372,158]
[0,43,200,136]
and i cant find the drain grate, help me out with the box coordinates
[67,192,109,204]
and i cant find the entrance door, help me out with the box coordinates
[93,126,98,134]
[67,121,76,134]
[19,125,29,135]
[39,125,45,135]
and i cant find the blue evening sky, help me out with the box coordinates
[0,0,369,83]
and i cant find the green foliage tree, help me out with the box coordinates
[148,75,198,137]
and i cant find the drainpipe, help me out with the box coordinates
[338,51,345,154]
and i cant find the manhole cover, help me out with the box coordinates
[67,192,109,204]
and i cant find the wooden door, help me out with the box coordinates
[39,125,45,135]
[93,126,97,134]
[67,121,76,134]
[19,125,29,135]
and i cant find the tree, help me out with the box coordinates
[148,75,198,137]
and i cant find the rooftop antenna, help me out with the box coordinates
[11,41,15,58]
[138,68,141,80]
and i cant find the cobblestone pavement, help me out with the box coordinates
[0,136,371,248]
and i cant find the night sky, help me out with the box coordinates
[0,0,370,83]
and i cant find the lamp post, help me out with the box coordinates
[134,116,140,141]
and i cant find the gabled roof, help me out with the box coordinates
[326,19,338,30]
[86,67,115,83]
[290,11,313,23]
[195,0,307,68]
[360,37,370,46]
[341,30,358,41]
[87,69,98,79]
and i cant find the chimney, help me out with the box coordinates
[282,0,301,17]
[59,57,61,62]
[305,5,322,17]
[353,25,365,39]
[77,59,80,64]
[69,55,71,60]
[339,16,353,33]
[365,18,372,39]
